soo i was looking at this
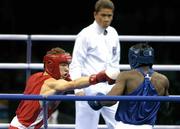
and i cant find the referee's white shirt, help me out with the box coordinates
[70,20,120,95]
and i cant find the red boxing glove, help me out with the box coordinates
[89,70,116,85]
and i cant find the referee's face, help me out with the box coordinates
[94,8,113,28]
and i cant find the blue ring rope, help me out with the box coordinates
[0,94,180,102]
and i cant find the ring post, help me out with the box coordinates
[42,99,48,129]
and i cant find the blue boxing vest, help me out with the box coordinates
[115,68,160,125]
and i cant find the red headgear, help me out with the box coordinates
[43,53,72,79]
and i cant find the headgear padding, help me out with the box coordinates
[43,53,72,79]
[128,44,154,69]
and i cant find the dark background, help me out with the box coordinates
[1,0,180,35]
[0,0,180,125]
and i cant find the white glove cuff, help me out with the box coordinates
[105,69,120,80]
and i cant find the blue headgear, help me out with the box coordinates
[128,44,154,69]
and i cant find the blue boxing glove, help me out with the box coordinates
[88,93,105,111]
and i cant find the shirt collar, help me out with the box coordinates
[93,21,108,35]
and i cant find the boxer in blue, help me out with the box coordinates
[88,43,169,129]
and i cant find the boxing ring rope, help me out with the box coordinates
[1,34,180,129]
[1,34,180,42]
[1,63,180,71]
[0,124,178,129]
[1,94,180,102]
[0,94,180,129]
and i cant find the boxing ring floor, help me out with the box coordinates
[0,35,180,129]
